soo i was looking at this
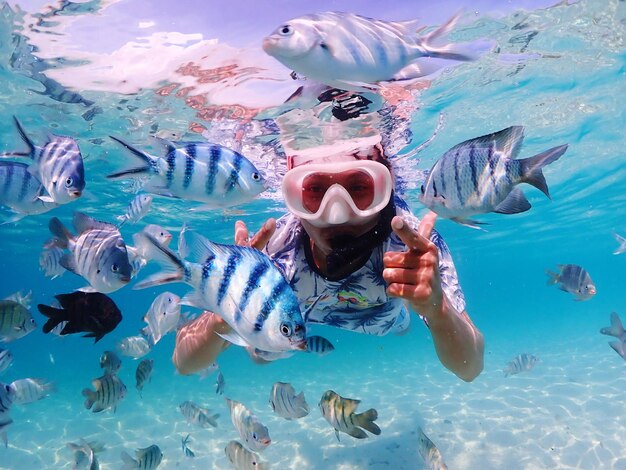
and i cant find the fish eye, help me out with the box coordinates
[111,263,119,272]
[65,177,73,187]
[4,385,9,392]
[279,25,293,36]
[30,318,35,324]
[252,172,261,181]
[252,432,258,440]
[280,322,292,337]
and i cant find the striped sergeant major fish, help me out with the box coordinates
[600,312,626,361]
[318,390,380,441]
[66,439,104,470]
[127,224,173,277]
[181,434,195,458]
[9,378,55,405]
[0,348,13,374]
[135,359,154,397]
[117,193,153,227]
[420,126,568,229]
[1,117,85,204]
[82,373,127,413]
[263,12,481,91]
[546,264,596,301]
[39,246,66,279]
[0,382,15,447]
[0,161,58,224]
[226,398,271,452]
[107,137,266,211]
[215,371,225,395]
[224,440,269,470]
[48,212,132,293]
[141,292,181,346]
[503,353,538,378]
[269,382,309,420]
[117,335,151,359]
[100,350,122,375]
[305,335,334,356]
[417,426,448,470]
[121,444,163,470]
[134,229,307,353]
[179,400,219,428]
[0,299,37,343]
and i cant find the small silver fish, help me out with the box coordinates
[82,373,127,413]
[108,138,266,210]
[318,390,380,441]
[48,212,132,293]
[39,247,66,279]
[600,312,626,360]
[181,434,195,458]
[613,233,626,255]
[0,382,15,447]
[546,264,596,301]
[417,426,448,470]
[0,162,58,224]
[117,335,151,359]
[4,117,85,204]
[9,378,55,405]
[215,371,225,395]
[0,349,13,374]
[127,224,173,277]
[135,358,154,397]
[503,353,538,377]
[305,335,334,356]
[100,350,122,375]
[224,440,269,470]
[226,398,271,452]
[0,300,37,342]
[269,382,309,420]
[420,127,568,228]
[66,439,104,470]
[121,444,163,470]
[179,400,219,428]
[117,193,153,227]
[141,292,181,345]
[263,12,478,91]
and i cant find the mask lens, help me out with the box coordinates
[301,170,375,213]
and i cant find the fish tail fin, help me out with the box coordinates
[519,144,568,199]
[13,116,36,157]
[48,217,72,249]
[613,233,626,255]
[353,408,381,436]
[545,269,559,286]
[416,13,480,62]
[133,234,186,289]
[82,388,97,410]
[609,340,626,359]
[120,450,138,469]
[600,312,626,338]
[295,391,310,414]
[107,136,156,179]
[208,413,220,427]
[37,304,67,333]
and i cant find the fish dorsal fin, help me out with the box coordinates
[340,397,361,414]
[153,136,177,154]
[73,212,117,234]
[183,230,264,267]
[450,126,525,159]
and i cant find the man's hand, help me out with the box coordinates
[234,218,277,249]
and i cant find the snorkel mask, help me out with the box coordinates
[281,136,393,228]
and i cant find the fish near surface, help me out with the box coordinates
[318,389,380,441]
[133,229,307,353]
[0,161,58,224]
[2,117,85,204]
[545,264,596,301]
[107,137,266,210]
[420,126,568,228]
[263,11,480,91]
[38,291,123,342]
[47,212,132,293]
[0,300,37,343]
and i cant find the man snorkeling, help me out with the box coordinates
[173,134,484,382]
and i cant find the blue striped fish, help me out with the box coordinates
[107,138,266,210]
[2,117,85,204]
[121,444,162,470]
[0,382,15,447]
[117,193,153,227]
[48,212,132,293]
[9,378,55,405]
[305,335,334,356]
[0,161,57,224]
[135,358,154,397]
[420,127,568,228]
[263,12,479,91]
[134,229,307,353]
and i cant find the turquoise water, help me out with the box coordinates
[0,0,625,468]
